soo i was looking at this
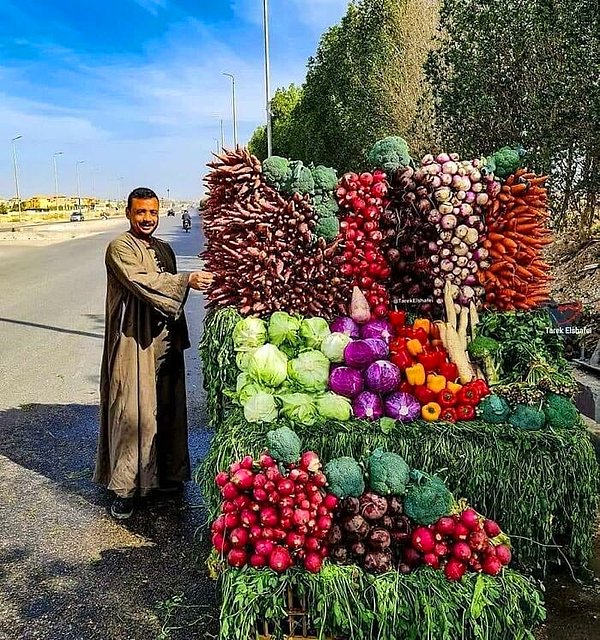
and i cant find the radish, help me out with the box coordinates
[233,495,250,510]
[468,553,482,572]
[249,525,263,541]
[262,527,275,540]
[295,492,307,504]
[240,455,254,470]
[253,473,267,488]
[272,528,287,542]
[269,546,292,573]
[280,506,294,520]
[267,491,281,505]
[259,453,275,468]
[303,552,323,574]
[279,517,293,530]
[240,510,258,528]
[412,526,435,553]
[221,482,238,501]
[264,481,275,493]
[279,496,295,509]
[317,505,330,517]
[260,507,279,528]
[255,539,274,556]
[277,479,295,496]
[295,524,309,536]
[253,488,268,503]
[223,513,239,529]
[460,508,480,531]
[227,548,247,568]
[452,542,472,562]
[423,553,440,569]
[435,516,456,537]
[211,515,225,534]
[250,554,266,568]
[296,470,309,484]
[482,555,502,576]
[468,531,488,552]
[215,471,229,488]
[286,532,305,549]
[230,527,249,548]
[310,492,323,506]
[323,494,339,510]
[231,468,254,490]
[305,537,321,552]
[494,544,512,566]
[289,468,302,481]
[305,483,320,495]
[317,515,332,532]
[452,523,470,541]
[313,472,327,487]
[265,466,281,482]
[300,451,321,473]
[444,558,467,581]
[229,461,241,474]
[434,542,449,557]
[211,532,229,554]
[293,509,310,526]
[483,519,501,538]
[298,499,310,511]
[319,545,329,558]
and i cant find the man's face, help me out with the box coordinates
[127,197,159,238]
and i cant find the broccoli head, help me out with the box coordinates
[404,472,454,525]
[262,155,290,189]
[281,160,315,196]
[478,394,510,424]
[266,425,301,464]
[367,136,411,174]
[311,165,338,194]
[314,216,340,241]
[324,456,365,498]
[468,336,502,385]
[508,404,545,431]
[543,392,579,429]
[487,146,526,179]
[313,194,340,219]
[367,448,410,496]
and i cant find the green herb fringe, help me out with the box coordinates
[218,564,546,640]
[196,410,599,573]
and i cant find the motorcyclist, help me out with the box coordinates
[182,210,191,232]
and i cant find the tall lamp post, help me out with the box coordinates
[263,0,272,157]
[11,135,23,222]
[76,160,85,212]
[118,177,124,207]
[53,152,63,210]
[223,73,238,147]
[220,119,225,150]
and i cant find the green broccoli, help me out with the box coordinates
[311,165,338,194]
[314,216,340,241]
[486,146,526,179]
[367,136,411,174]
[404,472,454,525]
[468,336,502,385]
[324,456,365,498]
[508,404,546,431]
[312,194,340,219]
[367,448,410,496]
[266,426,301,464]
[262,156,290,189]
[281,160,315,196]
[543,392,579,429]
[478,394,511,424]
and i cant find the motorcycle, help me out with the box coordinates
[182,217,191,233]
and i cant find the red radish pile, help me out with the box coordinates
[211,451,338,574]
[402,508,511,581]
[335,171,392,317]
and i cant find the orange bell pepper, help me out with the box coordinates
[446,381,463,394]
[406,338,424,357]
[413,318,431,335]
[421,402,442,422]
[405,363,426,386]
[426,374,447,394]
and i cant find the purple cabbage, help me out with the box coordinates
[384,392,421,422]
[352,391,384,421]
[364,360,401,394]
[359,319,393,344]
[344,340,377,370]
[328,366,364,398]
[330,316,361,339]
[363,338,389,360]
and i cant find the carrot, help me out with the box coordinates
[529,176,548,186]
[505,175,515,186]
[511,183,528,196]
[487,232,505,243]
[497,192,511,203]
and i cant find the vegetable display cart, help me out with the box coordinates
[198,140,599,639]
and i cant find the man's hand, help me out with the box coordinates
[188,270,214,291]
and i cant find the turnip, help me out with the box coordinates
[482,554,502,576]
[227,548,247,568]
[444,558,467,581]
[230,527,249,548]
[268,546,292,573]
[304,552,323,573]
[494,544,512,566]
[412,526,435,553]
[452,542,472,562]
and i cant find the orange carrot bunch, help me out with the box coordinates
[478,168,553,311]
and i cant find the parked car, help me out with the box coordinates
[70,211,85,222]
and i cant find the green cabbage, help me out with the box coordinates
[279,393,318,426]
[288,349,331,392]
[236,373,264,404]
[299,317,331,349]
[268,311,302,348]
[243,391,279,423]
[320,332,352,363]
[316,392,352,421]
[232,317,267,351]
[248,344,289,387]
[236,349,256,372]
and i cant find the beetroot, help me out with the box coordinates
[403,547,422,567]
[452,542,472,562]
[269,546,292,573]
[343,514,369,540]
[221,482,238,501]
[231,468,254,490]
[341,496,360,515]
[412,526,435,553]
[482,554,502,576]
[494,544,512,566]
[330,546,349,563]
[300,451,322,472]
[367,528,391,550]
[360,492,388,520]
[387,496,403,515]
[484,519,502,538]
[351,541,366,556]
[227,548,247,568]
[215,471,229,487]
[460,508,481,531]
[444,558,467,581]
[327,524,343,545]
[303,552,323,573]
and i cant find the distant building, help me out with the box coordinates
[21,195,101,211]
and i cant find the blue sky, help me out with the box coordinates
[0,0,349,200]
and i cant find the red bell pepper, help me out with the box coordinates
[440,407,457,423]
[439,361,458,382]
[389,310,406,330]
[417,351,439,373]
[437,389,457,408]
[457,385,481,406]
[456,404,476,421]
[391,349,413,370]
[398,381,415,395]
[414,327,429,345]
[413,385,437,405]
[470,379,490,398]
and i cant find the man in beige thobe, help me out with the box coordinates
[93,187,212,519]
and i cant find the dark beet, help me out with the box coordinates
[342,514,369,540]
[359,492,388,521]
[351,541,366,556]
[367,528,391,550]
[398,563,412,574]
[326,524,342,545]
[330,546,349,563]
[364,550,393,574]
[381,515,394,530]
[341,496,360,515]
[387,496,403,515]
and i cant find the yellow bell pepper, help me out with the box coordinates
[446,381,463,394]
[406,338,424,357]
[406,363,426,386]
[413,318,431,335]
[421,402,442,422]
[426,374,447,394]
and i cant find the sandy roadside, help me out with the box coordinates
[0,218,128,246]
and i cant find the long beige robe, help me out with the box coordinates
[93,231,191,497]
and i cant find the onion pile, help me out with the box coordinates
[336,171,392,317]
[211,450,338,573]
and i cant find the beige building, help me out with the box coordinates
[22,195,100,211]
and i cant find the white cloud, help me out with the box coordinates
[131,0,169,15]
[231,0,348,30]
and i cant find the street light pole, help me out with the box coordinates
[118,177,124,207]
[53,152,63,210]
[263,0,273,157]
[220,119,225,150]
[223,73,238,147]
[76,160,85,211]
[11,135,23,222]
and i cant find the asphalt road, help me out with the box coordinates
[0,213,219,639]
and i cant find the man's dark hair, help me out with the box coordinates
[127,187,159,211]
